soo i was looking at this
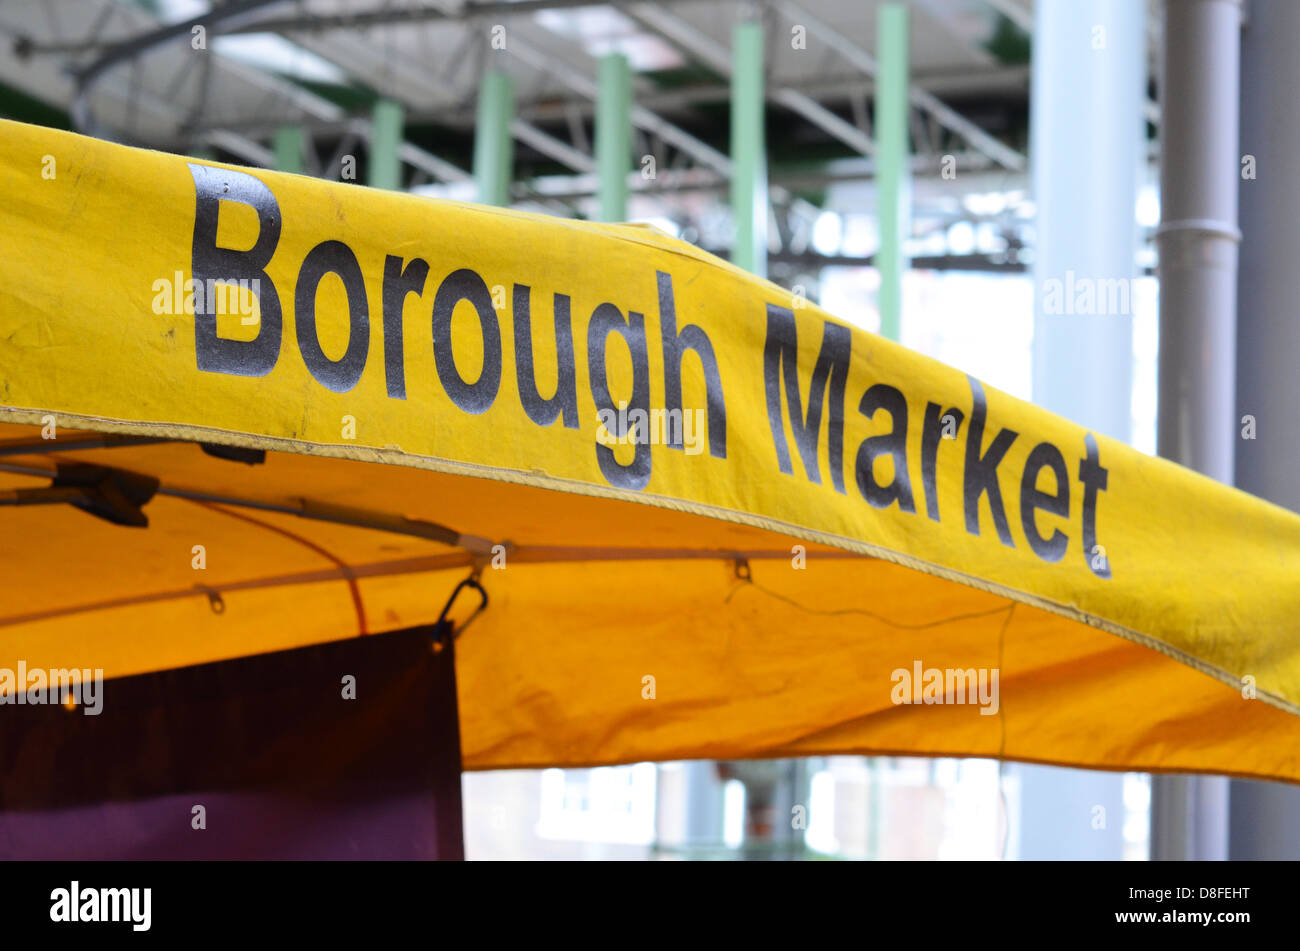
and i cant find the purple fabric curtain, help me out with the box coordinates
[0,624,464,860]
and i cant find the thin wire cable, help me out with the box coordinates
[725,575,1017,631]
[187,499,371,636]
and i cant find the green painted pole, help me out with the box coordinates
[596,52,632,222]
[731,20,768,278]
[875,2,910,342]
[273,125,304,174]
[369,98,404,190]
[474,70,515,206]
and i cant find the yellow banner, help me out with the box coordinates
[3,120,1300,776]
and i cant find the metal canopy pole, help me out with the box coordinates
[730,19,767,278]
[474,71,515,207]
[1231,0,1300,861]
[1151,0,1242,863]
[369,98,404,191]
[875,2,909,343]
[596,52,632,222]
[1156,0,1241,478]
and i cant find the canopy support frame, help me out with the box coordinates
[0,459,494,553]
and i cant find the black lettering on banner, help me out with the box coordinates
[854,384,916,512]
[295,240,370,394]
[1078,433,1112,578]
[380,255,430,399]
[188,164,282,377]
[513,283,578,429]
[1020,442,1070,562]
[920,402,964,522]
[763,306,851,493]
[657,271,727,458]
[963,375,1019,546]
[430,268,502,414]
[587,302,651,490]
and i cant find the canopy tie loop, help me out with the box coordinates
[433,571,489,650]
[195,585,225,615]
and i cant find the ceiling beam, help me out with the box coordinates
[775,0,1026,171]
[508,33,822,222]
[181,66,1030,138]
[221,0,696,35]
[507,35,733,176]
[511,118,596,172]
[281,26,595,176]
[623,3,875,157]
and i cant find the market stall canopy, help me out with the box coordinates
[2,119,1298,782]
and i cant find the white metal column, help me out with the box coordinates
[1031,0,1142,442]
[1019,0,1144,861]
